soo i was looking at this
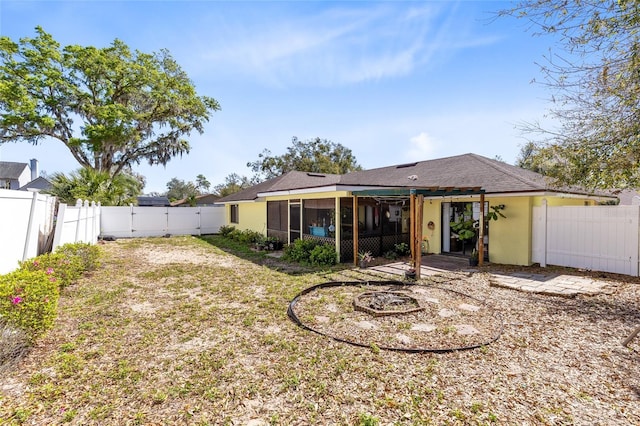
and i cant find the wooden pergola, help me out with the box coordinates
[351,187,485,279]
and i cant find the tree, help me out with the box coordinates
[213,173,259,197]
[195,174,210,193]
[0,27,220,180]
[165,177,197,202]
[46,168,143,206]
[247,137,362,180]
[499,1,640,188]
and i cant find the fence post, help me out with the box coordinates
[540,198,548,268]
[22,189,40,261]
[51,202,67,250]
[74,199,82,242]
[83,200,90,243]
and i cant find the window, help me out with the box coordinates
[230,204,239,224]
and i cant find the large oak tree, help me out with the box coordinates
[0,27,220,180]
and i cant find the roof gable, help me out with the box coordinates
[0,161,29,179]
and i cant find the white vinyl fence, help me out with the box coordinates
[0,190,100,274]
[100,205,225,238]
[0,189,56,274]
[532,201,640,276]
[51,199,101,249]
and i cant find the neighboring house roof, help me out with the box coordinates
[137,196,171,206]
[218,171,341,202]
[170,194,221,206]
[614,189,640,205]
[217,153,613,203]
[19,176,52,191]
[0,161,28,179]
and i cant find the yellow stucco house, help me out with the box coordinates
[217,153,613,266]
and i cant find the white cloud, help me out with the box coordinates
[406,132,439,160]
[192,2,495,88]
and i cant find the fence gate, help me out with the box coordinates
[533,202,640,276]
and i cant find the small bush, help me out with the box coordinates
[283,239,319,263]
[219,225,235,237]
[383,250,398,260]
[394,242,411,256]
[309,244,337,266]
[19,252,82,289]
[55,242,101,272]
[237,230,263,244]
[0,269,60,341]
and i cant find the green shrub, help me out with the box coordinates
[237,230,263,244]
[19,252,83,289]
[55,242,101,272]
[309,244,337,266]
[219,225,235,237]
[383,250,398,260]
[394,242,411,256]
[227,228,242,241]
[0,269,60,341]
[283,238,319,263]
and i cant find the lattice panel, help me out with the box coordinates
[358,236,381,257]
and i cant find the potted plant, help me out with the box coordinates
[358,250,374,268]
[404,267,417,280]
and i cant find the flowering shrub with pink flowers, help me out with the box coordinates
[0,243,101,350]
[19,252,83,289]
[0,269,59,341]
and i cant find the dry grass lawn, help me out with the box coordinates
[1,235,639,425]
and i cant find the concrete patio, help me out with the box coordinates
[368,255,617,297]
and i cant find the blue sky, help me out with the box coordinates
[0,1,556,194]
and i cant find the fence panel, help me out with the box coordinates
[199,205,225,234]
[167,207,201,235]
[100,205,225,237]
[52,200,102,249]
[132,207,169,237]
[533,204,640,276]
[0,189,56,274]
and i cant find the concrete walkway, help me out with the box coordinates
[369,255,616,297]
[489,272,616,297]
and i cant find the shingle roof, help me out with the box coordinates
[217,153,611,202]
[217,171,341,202]
[137,196,171,206]
[0,161,28,179]
[19,177,52,191]
[339,153,602,196]
[170,193,221,206]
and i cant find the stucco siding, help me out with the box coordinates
[228,201,267,234]
[486,196,531,266]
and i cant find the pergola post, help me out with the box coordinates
[353,196,359,266]
[410,191,416,270]
[479,193,485,266]
[415,194,424,279]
